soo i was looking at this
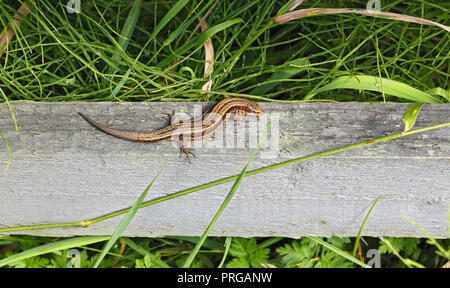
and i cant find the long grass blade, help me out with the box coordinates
[0,2,31,58]
[218,237,232,268]
[108,0,190,99]
[352,194,396,257]
[106,0,142,75]
[426,88,449,100]
[182,121,271,268]
[93,163,166,268]
[0,88,18,132]
[157,19,242,69]
[0,236,109,267]
[309,237,370,268]
[378,236,425,268]
[0,130,11,173]
[400,215,449,259]
[308,75,442,103]
[120,237,171,268]
[250,58,310,95]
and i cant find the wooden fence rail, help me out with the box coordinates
[0,102,448,238]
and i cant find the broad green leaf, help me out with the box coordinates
[426,88,449,100]
[403,103,425,132]
[308,75,442,104]
[0,236,109,267]
[250,58,310,95]
[93,163,166,267]
[276,240,314,267]
[226,238,270,268]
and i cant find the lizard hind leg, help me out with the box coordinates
[179,146,196,164]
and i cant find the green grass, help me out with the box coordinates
[0,0,449,268]
[0,0,448,103]
[0,235,448,268]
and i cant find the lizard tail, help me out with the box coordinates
[78,113,146,142]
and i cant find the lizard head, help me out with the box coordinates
[244,100,264,116]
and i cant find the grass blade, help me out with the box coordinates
[157,19,243,69]
[106,0,142,75]
[218,237,232,268]
[0,130,11,173]
[400,215,449,259]
[379,236,425,268]
[352,194,396,257]
[309,237,371,268]
[182,121,272,268]
[165,236,224,250]
[0,88,18,132]
[0,2,31,58]
[93,163,166,268]
[0,236,109,267]
[308,75,442,103]
[120,237,171,268]
[403,103,425,132]
[108,0,190,99]
[426,88,449,100]
[250,58,310,95]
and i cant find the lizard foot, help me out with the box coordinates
[179,147,196,164]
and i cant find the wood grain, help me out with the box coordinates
[0,102,448,238]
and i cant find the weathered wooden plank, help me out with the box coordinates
[0,102,449,238]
